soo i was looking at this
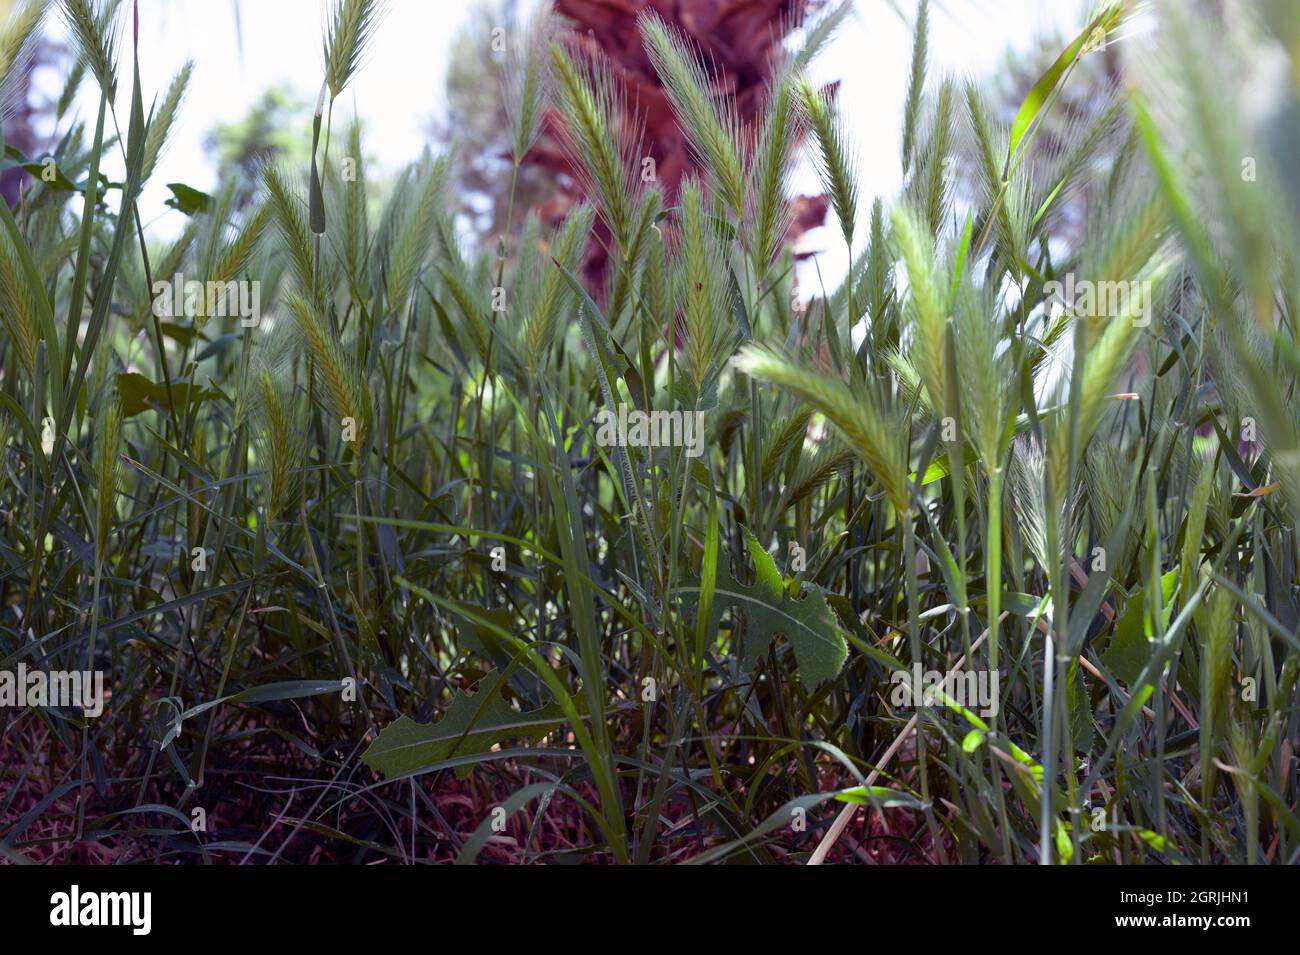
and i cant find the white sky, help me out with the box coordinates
[34,0,1093,258]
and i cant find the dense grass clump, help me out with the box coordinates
[2,0,1299,865]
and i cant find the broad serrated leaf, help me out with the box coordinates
[1100,570,1178,685]
[363,670,566,779]
[1066,659,1095,754]
[680,525,847,686]
[164,181,212,216]
[116,372,218,419]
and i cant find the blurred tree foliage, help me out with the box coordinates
[2,0,63,206]
[204,85,313,190]
[435,0,832,284]
[955,14,1126,250]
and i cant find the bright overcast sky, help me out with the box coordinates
[35,0,1094,259]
